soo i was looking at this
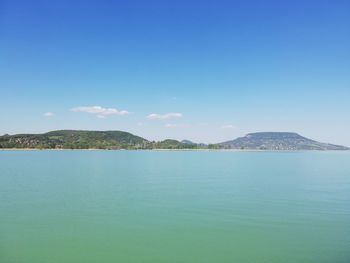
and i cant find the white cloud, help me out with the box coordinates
[44,112,54,117]
[165,123,190,128]
[221,124,237,129]
[147,113,183,120]
[71,106,129,117]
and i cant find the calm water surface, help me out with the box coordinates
[0,151,349,262]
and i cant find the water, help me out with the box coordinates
[1,150,349,263]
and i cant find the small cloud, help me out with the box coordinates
[71,106,129,118]
[147,113,183,120]
[96,115,106,119]
[44,112,54,117]
[165,123,190,128]
[221,124,237,129]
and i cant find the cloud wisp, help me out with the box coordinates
[43,112,54,117]
[71,106,129,118]
[147,113,183,120]
[164,123,189,128]
[221,124,237,129]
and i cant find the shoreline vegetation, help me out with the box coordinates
[0,148,349,152]
[0,130,348,151]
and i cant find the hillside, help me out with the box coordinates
[154,139,198,149]
[0,130,348,150]
[0,130,149,149]
[218,132,349,150]
[0,130,204,150]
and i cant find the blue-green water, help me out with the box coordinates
[1,151,349,263]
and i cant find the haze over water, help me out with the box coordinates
[1,150,350,262]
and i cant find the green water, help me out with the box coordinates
[0,151,349,262]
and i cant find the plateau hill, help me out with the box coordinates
[218,132,348,150]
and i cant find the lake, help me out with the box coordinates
[1,150,349,262]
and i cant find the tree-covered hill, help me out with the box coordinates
[153,139,199,149]
[0,130,348,150]
[0,130,149,149]
[0,130,205,150]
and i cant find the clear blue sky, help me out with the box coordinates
[1,0,349,145]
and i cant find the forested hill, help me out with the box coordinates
[0,130,149,149]
[0,130,348,150]
[0,130,200,149]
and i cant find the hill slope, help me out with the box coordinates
[0,130,202,150]
[0,130,348,150]
[0,130,149,149]
[218,132,348,150]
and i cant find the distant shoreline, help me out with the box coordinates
[1,130,348,151]
[0,148,348,152]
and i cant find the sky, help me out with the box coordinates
[0,0,349,145]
